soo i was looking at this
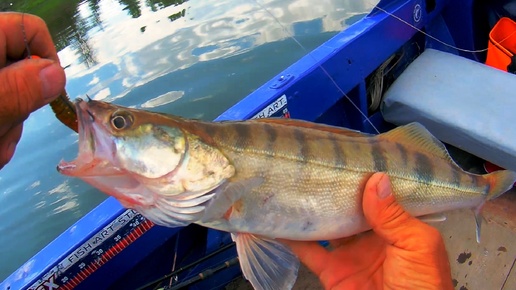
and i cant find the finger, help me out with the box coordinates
[362,172,442,251]
[279,240,331,276]
[0,12,59,66]
[0,123,23,169]
[328,235,357,249]
[0,58,65,124]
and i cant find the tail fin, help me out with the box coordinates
[474,170,516,243]
[484,170,516,200]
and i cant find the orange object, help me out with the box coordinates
[484,162,516,186]
[483,17,516,181]
[486,17,516,71]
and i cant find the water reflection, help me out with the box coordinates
[60,0,376,110]
[0,0,379,281]
[141,91,184,108]
[49,180,80,215]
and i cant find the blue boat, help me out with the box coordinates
[3,0,516,289]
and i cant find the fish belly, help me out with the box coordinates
[202,169,486,241]
[236,169,373,241]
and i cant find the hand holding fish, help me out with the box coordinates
[0,12,65,169]
[283,173,453,290]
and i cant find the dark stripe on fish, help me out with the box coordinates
[201,123,220,139]
[484,182,491,196]
[396,142,409,166]
[469,174,480,189]
[293,128,309,162]
[262,123,278,155]
[451,168,462,189]
[329,133,346,168]
[414,152,434,183]
[232,123,251,149]
[370,140,387,172]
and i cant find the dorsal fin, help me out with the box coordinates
[253,118,372,137]
[378,122,455,163]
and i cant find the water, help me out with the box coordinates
[0,0,377,280]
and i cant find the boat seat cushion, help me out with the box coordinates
[381,48,516,171]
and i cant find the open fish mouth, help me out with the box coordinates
[57,98,121,177]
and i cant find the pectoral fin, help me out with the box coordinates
[201,177,263,222]
[233,233,299,290]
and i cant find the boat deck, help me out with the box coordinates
[439,190,516,290]
[227,190,516,290]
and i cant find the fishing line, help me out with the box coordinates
[253,0,510,135]
[251,0,382,134]
[135,242,236,290]
[374,3,516,53]
[20,12,33,58]
[168,233,180,287]
[371,4,489,53]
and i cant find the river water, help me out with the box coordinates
[0,0,377,280]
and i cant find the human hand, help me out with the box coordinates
[283,172,453,290]
[0,12,66,169]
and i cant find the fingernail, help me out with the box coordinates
[376,174,392,199]
[40,63,65,102]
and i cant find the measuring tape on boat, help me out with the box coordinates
[28,210,154,290]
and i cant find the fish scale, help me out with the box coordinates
[58,100,516,290]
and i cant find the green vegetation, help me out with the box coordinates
[0,0,79,19]
[168,8,185,22]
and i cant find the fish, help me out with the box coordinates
[57,99,516,290]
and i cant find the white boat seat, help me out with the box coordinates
[381,48,516,171]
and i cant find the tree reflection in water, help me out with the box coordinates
[5,0,189,69]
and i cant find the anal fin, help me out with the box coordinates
[233,233,299,290]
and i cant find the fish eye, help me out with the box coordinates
[110,111,134,130]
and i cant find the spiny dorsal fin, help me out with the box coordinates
[378,122,455,163]
[253,118,372,137]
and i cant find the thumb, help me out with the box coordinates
[0,58,65,122]
[362,172,441,250]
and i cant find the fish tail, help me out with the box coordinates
[473,170,516,243]
[484,170,516,200]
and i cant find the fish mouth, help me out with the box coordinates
[57,98,120,177]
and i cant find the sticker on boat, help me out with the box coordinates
[252,94,290,118]
[28,210,153,290]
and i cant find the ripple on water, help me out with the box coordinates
[47,180,80,215]
[52,200,80,215]
[26,180,41,191]
[49,180,72,195]
[140,91,184,108]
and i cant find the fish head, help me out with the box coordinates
[57,99,235,223]
[57,99,189,206]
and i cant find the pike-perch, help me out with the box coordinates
[58,99,516,290]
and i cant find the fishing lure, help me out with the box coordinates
[21,11,78,133]
[49,92,78,132]
[25,55,78,132]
